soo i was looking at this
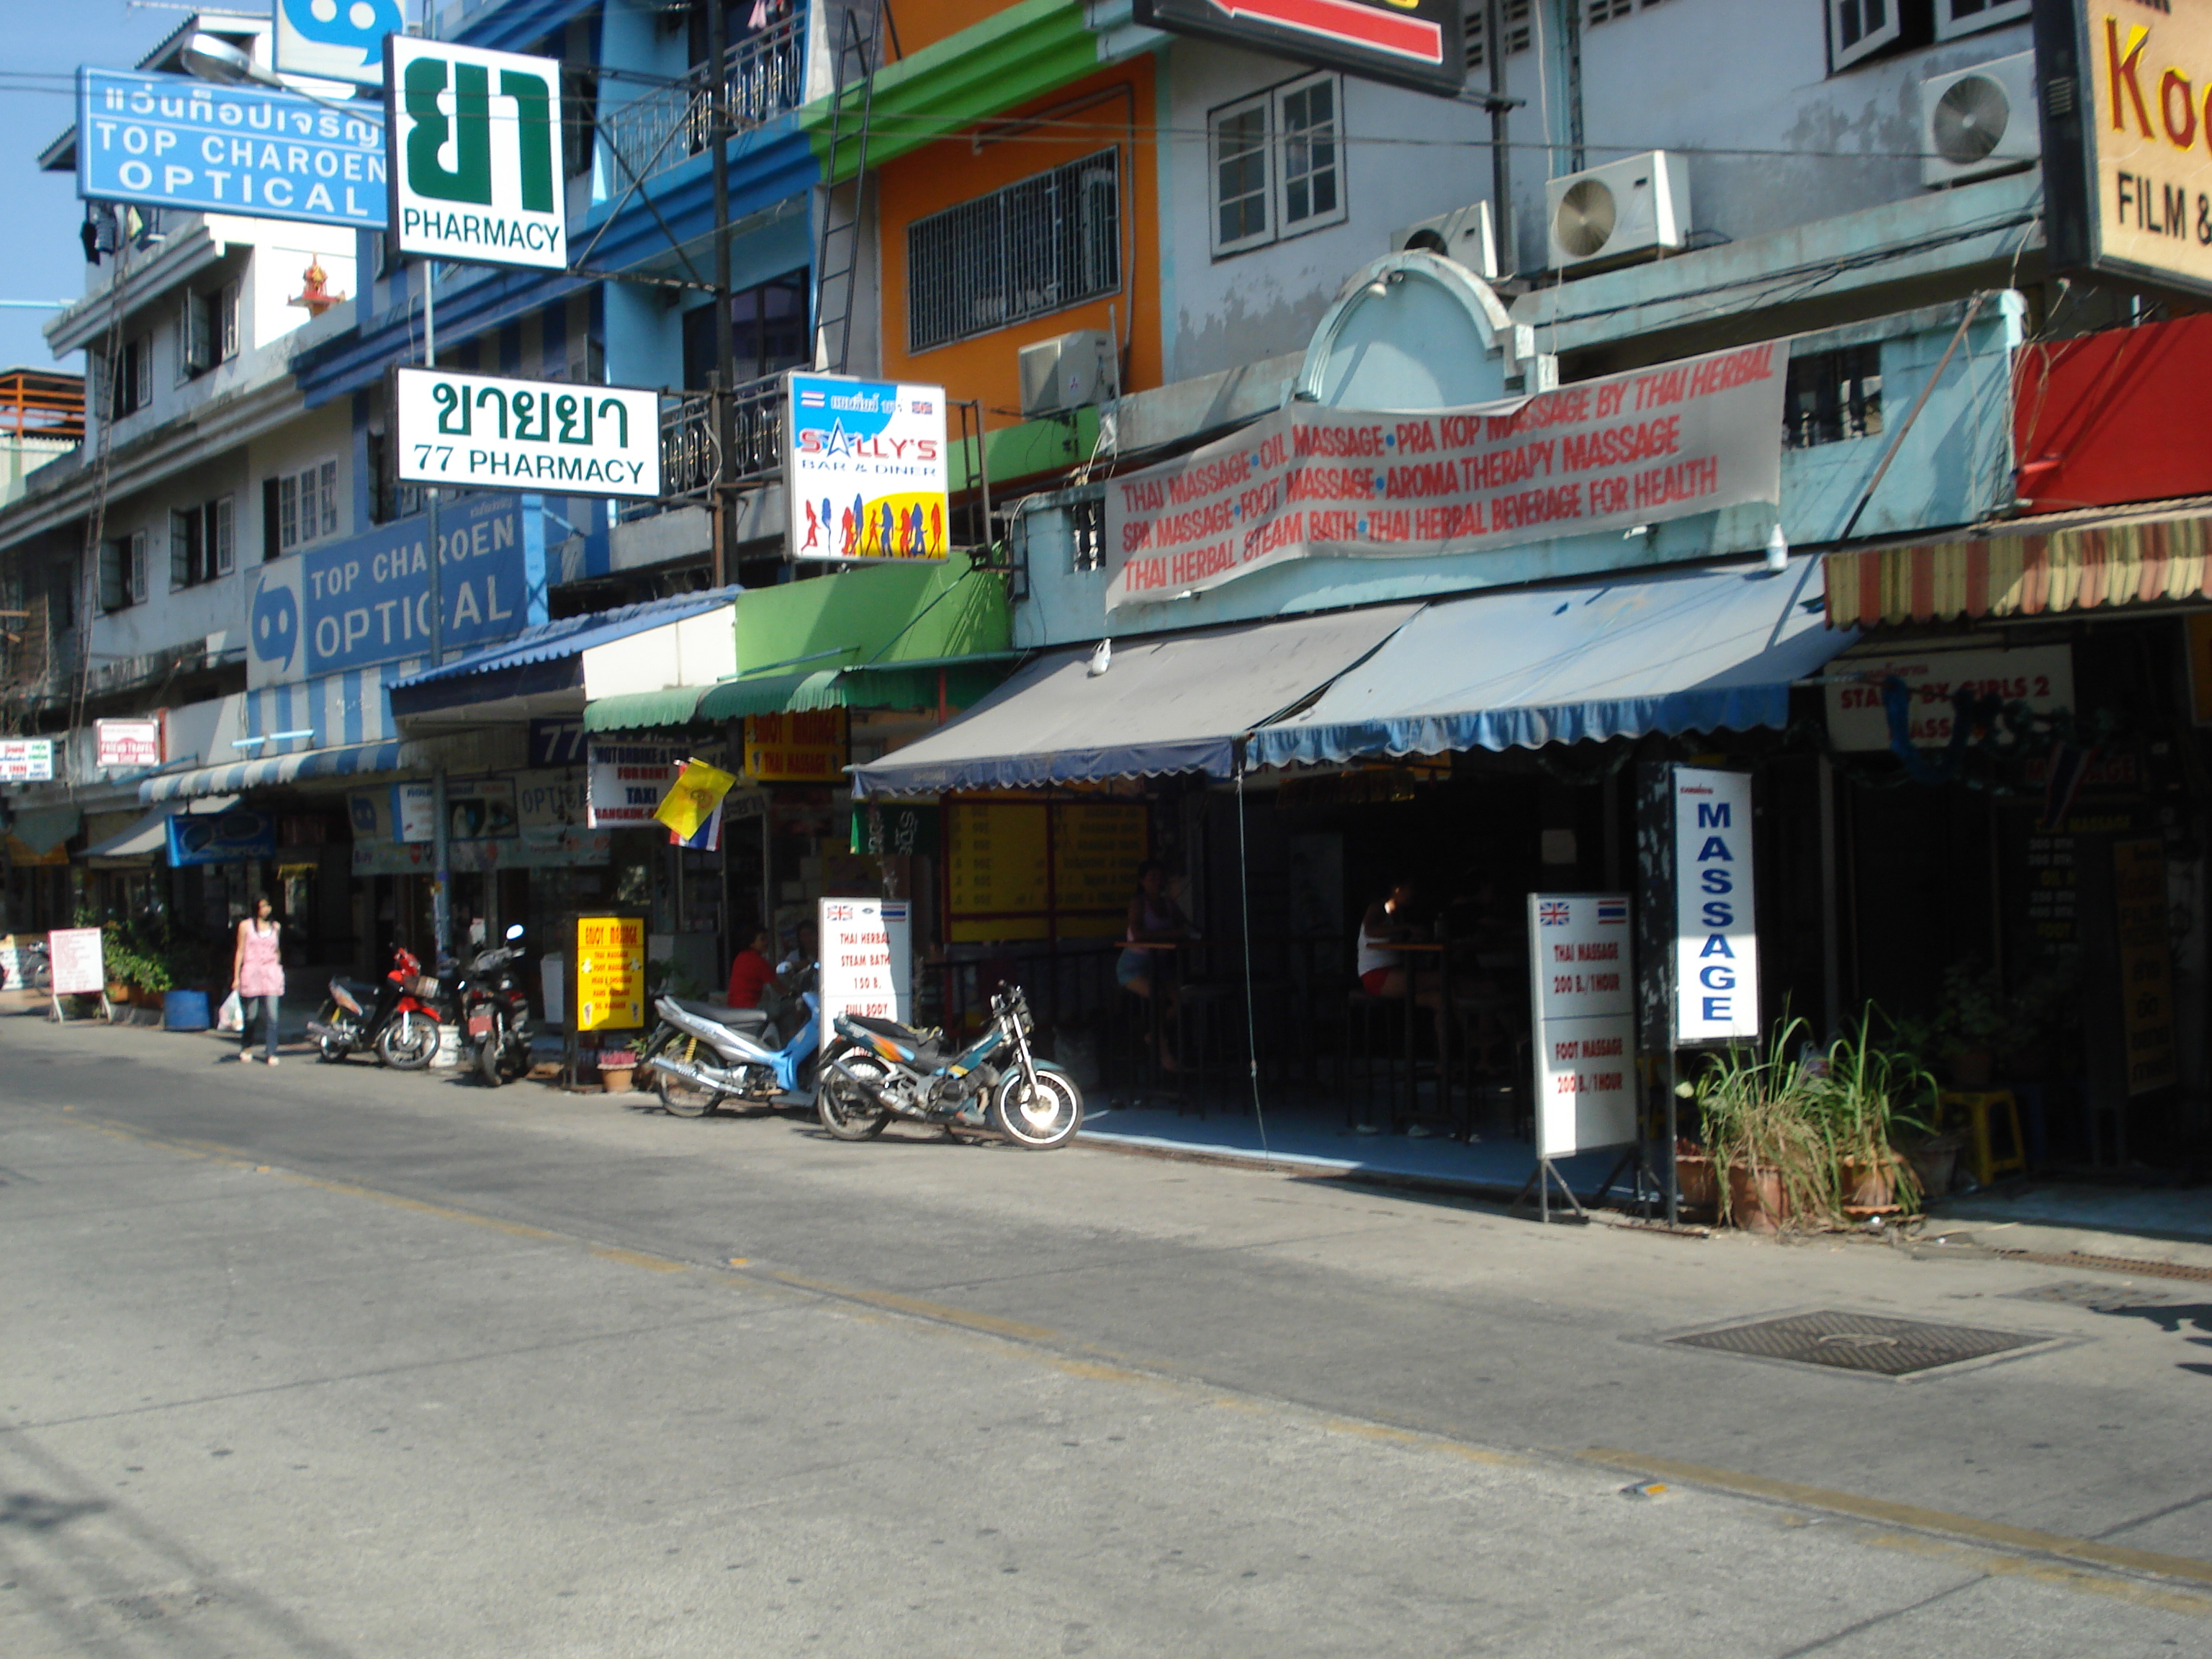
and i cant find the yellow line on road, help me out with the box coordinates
[1863,1530,2212,1619]
[754,1268,1063,1344]
[1584,1449,2212,1589]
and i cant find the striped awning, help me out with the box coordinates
[1825,501,2212,629]
[140,739,410,804]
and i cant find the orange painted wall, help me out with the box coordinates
[889,0,1012,58]
[878,59,1161,433]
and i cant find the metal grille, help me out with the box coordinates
[907,150,1122,355]
[601,15,806,189]
[655,372,789,503]
[1784,344,1883,449]
[1668,1310,2042,1377]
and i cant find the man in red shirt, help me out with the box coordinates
[725,927,777,1008]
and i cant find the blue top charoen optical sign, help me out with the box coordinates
[246,492,547,690]
[76,69,387,230]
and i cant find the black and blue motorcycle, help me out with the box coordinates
[816,982,1082,1150]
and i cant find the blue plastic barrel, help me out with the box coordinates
[164,989,211,1031]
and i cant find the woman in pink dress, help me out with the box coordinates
[232,895,286,1064]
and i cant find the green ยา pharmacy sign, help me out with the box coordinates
[382,35,565,271]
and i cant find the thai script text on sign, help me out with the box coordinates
[395,369,662,498]
[1527,894,1638,1157]
[1673,767,1759,1045]
[77,70,386,228]
[387,38,565,269]
[1104,343,1784,608]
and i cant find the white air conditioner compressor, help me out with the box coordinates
[1389,202,1499,278]
[1017,330,1115,418]
[1918,53,2040,188]
[1545,150,1691,274]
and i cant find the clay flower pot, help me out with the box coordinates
[601,1066,636,1094]
[1726,1164,1787,1235]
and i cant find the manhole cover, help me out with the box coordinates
[1668,1310,2041,1376]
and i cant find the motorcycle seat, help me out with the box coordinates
[674,998,773,1033]
[845,1014,945,1067]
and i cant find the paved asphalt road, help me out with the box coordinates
[4,1010,2210,1656]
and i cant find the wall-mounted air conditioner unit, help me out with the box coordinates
[1544,150,1690,274]
[1017,330,1114,418]
[1918,53,2039,189]
[1390,202,1499,279]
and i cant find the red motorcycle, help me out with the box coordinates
[309,945,444,1069]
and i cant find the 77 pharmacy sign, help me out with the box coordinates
[395,368,662,498]
[385,37,565,270]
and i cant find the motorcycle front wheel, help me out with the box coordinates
[377,1011,438,1071]
[989,1068,1084,1150]
[654,1034,721,1118]
[817,1046,891,1141]
[315,1002,354,1064]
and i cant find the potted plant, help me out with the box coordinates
[1687,1019,1830,1234]
[1809,1008,1934,1218]
[1936,960,2012,1089]
[599,1040,641,1094]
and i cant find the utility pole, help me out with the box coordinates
[706,0,736,587]
[422,8,451,970]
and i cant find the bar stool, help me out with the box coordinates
[1938,1089,2028,1187]
[1345,989,1399,1131]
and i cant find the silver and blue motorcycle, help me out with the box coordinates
[636,974,822,1117]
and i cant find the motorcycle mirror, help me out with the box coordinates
[504,923,525,941]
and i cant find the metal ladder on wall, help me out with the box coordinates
[810,0,889,376]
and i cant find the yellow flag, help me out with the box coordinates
[652,758,738,841]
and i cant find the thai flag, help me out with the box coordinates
[1538,902,1570,927]
[912,400,933,415]
[668,799,723,853]
[1596,899,1627,925]
[799,390,827,408]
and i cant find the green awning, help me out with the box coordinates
[583,686,709,732]
[697,671,831,721]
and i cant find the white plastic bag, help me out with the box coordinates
[217,990,244,1033]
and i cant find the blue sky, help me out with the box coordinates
[0,4,182,374]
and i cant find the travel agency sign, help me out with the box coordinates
[1102,343,1786,609]
[385,36,566,269]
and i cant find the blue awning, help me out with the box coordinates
[1246,557,1851,768]
[140,740,408,804]
[849,606,1418,798]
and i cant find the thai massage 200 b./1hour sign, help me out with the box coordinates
[785,373,949,562]
[395,369,662,498]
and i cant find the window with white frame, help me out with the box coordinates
[1830,0,2028,72]
[168,496,234,590]
[1208,73,1348,259]
[104,335,153,420]
[179,282,240,382]
[101,528,148,611]
[1937,0,2031,41]
[275,459,338,554]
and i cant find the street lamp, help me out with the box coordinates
[179,34,359,114]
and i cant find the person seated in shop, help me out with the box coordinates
[1119,861,1195,1069]
[725,926,777,1010]
[1357,876,1442,1008]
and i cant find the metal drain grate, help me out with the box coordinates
[1668,1310,2041,1376]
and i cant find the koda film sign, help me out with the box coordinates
[384,36,565,270]
[395,368,662,498]
[2038,0,2212,299]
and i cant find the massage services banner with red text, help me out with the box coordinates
[1104,343,1786,609]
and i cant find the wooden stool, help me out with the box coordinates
[1938,1089,2028,1186]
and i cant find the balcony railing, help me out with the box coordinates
[601,16,808,190]
[656,373,791,507]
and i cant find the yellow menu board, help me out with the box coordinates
[1051,803,1148,938]
[574,914,646,1031]
[945,802,1049,943]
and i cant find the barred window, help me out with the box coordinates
[1784,344,1883,449]
[907,150,1122,355]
